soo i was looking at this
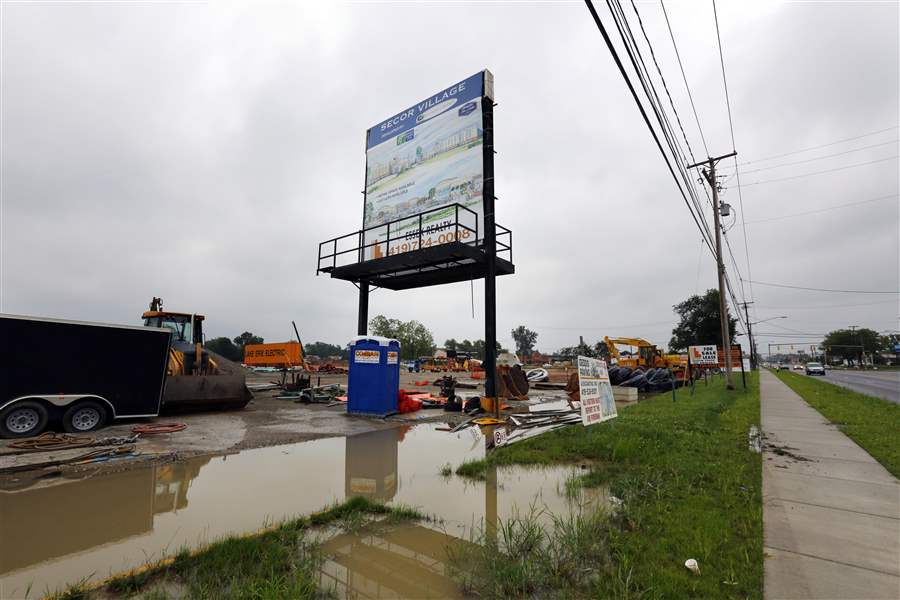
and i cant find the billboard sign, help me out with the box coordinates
[363,70,493,259]
[577,356,617,426]
[689,345,719,365]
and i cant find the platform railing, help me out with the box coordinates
[317,203,479,273]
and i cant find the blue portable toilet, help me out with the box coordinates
[347,336,401,417]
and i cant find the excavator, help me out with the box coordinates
[143,297,252,410]
[603,336,686,377]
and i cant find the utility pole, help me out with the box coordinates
[688,151,737,389]
[740,301,755,369]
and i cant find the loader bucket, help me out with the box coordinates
[161,350,253,412]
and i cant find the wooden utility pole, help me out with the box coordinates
[688,151,737,389]
[740,301,755,369]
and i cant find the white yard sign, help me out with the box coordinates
[689,345,719,365]
[577,356,617,426]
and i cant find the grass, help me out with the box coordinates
[50,497,424,600]
[773,370,900,477]
[451,373,763,599]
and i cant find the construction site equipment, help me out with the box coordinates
[243,342,304,369]
[0,313,172,438]
[603,337,686,375]
[142,297,252,411]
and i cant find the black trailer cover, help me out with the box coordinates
[0,314,171,418]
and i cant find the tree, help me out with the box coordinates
[369,315,436,360]
[669,289,737,352]
[511,325,538,356]
[304,341,346,359]
[822,327,881,364]
[559,336,596,359]
[233,331,264,349]
[205,336,242,362]
[444,339,459,352]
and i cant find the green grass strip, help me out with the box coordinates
[50,496,424,600]
[454,373,762,599]
[773,370,900,477]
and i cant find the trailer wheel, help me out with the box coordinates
[62,400,107,433]
[1,401,49,438]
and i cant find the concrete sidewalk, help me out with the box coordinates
[761,370,899,599]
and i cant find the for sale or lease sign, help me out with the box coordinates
[689,345,719,365]
[577,356,617,426]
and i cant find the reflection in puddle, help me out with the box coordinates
[0,424,607,598]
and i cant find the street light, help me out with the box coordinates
[747,316,787,368]
[751,315,787,326]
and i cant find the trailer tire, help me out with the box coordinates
[1,400,49,438]
[62,400,107,433]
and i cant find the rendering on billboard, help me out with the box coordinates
[363,70,493,259]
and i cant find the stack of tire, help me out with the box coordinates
[608,366,681,393]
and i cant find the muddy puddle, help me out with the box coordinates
[0,423,608,598]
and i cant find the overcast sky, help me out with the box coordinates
[2,0,897,356]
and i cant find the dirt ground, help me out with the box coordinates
[0,369,537,485]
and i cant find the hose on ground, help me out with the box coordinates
[8,432,94,451]
[131,423,187,435]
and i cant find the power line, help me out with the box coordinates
[742,279,900,294]
[723,139,899,176]
[741,155,899,187]
[755,299,898,310]
[744,194,898,224]
[613,0,716,235]
[736,125,900,166]
[712,0,755,313]
[633,0,699,162]
[584,0,717,258]
[660,0,708,157]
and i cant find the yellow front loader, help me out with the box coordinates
[143,297,251,410]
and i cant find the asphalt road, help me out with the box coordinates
[809,369,900,404]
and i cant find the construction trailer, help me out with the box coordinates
[0,314,171,438]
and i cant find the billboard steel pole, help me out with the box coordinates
[482,97,498,417]
[357,282,369,336]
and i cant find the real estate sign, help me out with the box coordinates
[689,345,719,365]
[577,355,617,426]
[363,70,493,259]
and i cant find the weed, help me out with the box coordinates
[440,462,453,477]
[453,374,763,598]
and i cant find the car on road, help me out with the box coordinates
[793,364,804,371]
[778,363,790,370]
[805,362,826,376]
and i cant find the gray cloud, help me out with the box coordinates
[2,1,897,356]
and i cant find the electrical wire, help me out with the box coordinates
[741,155,899,187]
[742,279,900,294]
[630,0,698,164]
[583,0,716,259]
[735,125,900,166]
[743,194,898,225]
[722,139,899,175]
[660,0,709,157]
[754,299,898,310]
[712,0,755,313]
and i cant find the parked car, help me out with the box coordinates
[805,362,826,376]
